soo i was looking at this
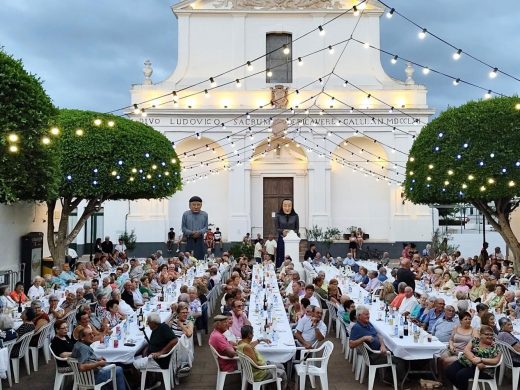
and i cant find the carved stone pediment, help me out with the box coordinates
[206,0,345,9]
[270,85,289,109]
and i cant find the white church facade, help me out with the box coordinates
[106,0,435,245]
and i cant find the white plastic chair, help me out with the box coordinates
[209,345,241,390]
[358,342,398,390]
[29,321,54,371]
[68,358,116,390]
[237,351,282,390]
[497,340,520,389]
[138,342,179,390]
[63,309,76,333]
[9,330,34,384]
[287,340,319,380]
[324,300,337,337]
[294,340,334,390]
[466,355,503,390]
[49,345,77,390]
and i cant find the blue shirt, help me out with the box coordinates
[350,321,381,350]
[424,310,445,333]
[51,276,67,288]
[378,274,388,282]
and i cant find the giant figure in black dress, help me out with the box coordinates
[274,199,299,268]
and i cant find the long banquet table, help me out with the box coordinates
[248,264,296,363]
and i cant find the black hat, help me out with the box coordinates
[189,196,202,203]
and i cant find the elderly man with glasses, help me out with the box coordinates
[294,305,326,349]
[71,326,126,389]
[230,299,251,339]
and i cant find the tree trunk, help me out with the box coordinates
[46,197,101,266]
[472,199,520,273]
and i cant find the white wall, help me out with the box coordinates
[0,202,48,271]
[450,232,506,259]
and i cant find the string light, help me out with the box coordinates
[418,28,427,39]
[50,127,60,135]
[266,69,273,78]
[283,45,290,55]
[363,41,370,49]
[235,79,241,88]
[390,55,398,64]
[140,109,147,117]
[353,6,359,16]
[489,68,498,79]
[422,67,430,75]
[133,104,140,115]
[246,61,253,71]
[328,45,334,54]
[386,8,395,18]
[107,121,115,127]
[8,145,18,153]
[41,137,51,145]
[453,49,462,60]
[318,25,325,36]
[8,134,18,142]
[298,57,303,66]
[453,78,460,86]
[484,90,492,99]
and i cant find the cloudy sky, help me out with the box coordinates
[1,0,518,115]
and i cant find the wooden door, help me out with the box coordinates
[263,177,293,238]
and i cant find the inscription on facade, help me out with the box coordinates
[135,115,419,128]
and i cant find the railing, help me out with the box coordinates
[0,267,23,291]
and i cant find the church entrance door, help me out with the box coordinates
[263,177,293,238]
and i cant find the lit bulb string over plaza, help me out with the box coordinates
[179,106,410,180]
[180,125,401,185]
[178,99,412,174]
[106,0,368,115]
[347,39,510,102]
[379,0,520,83]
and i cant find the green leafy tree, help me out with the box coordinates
[0,49,58,203]
[404,97,520,268]
[47,109,182,264]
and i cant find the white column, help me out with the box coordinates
[227,140,251,241]
[307,145,331,230]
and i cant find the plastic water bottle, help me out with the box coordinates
[393,324,398,337]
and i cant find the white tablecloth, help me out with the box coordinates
[249,265,296,363]
[0,347,9,379]
[339,279,446,360]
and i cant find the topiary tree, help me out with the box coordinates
[47,109,182,264]
[0,49,58,203]
[403,96,520,268]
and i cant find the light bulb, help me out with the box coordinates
[391,55,398,64]
[422,67,430,75]
[235,79,241,88]
[489,68,498,78]
[363,42,370,49]
[75,129,84,136]
[353,6,359,16]
[133,104,139,115]
[50,127,60,135]
[318,25,325,36]
[328,45,334,54]
[418,28,427,39]
[266,69,273,78]
[107,121,115,127]
[209,77,216,87]
[283,45,290,55]
[386,8,394,18]
[453,49,462,60]
[453,78,460,86]
[298,57,303,66]
[140,109,147,117]
[8,133,18,142]
[246,61,253,71]
[484,90,492,100]
[41,137,50,145]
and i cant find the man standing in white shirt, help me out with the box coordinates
[399,286,418,315]
[114,239,126,254]
[253,239,263,263]
[264,234,277,261]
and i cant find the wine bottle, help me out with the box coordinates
[160,287,164,302]
[17,300,22,313]
[403,320,409,337]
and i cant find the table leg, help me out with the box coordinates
[400,360,410,390]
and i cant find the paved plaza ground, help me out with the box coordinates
[6,333,514,390]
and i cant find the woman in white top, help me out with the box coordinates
[0,286,17,310]
[27,276,46,300]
